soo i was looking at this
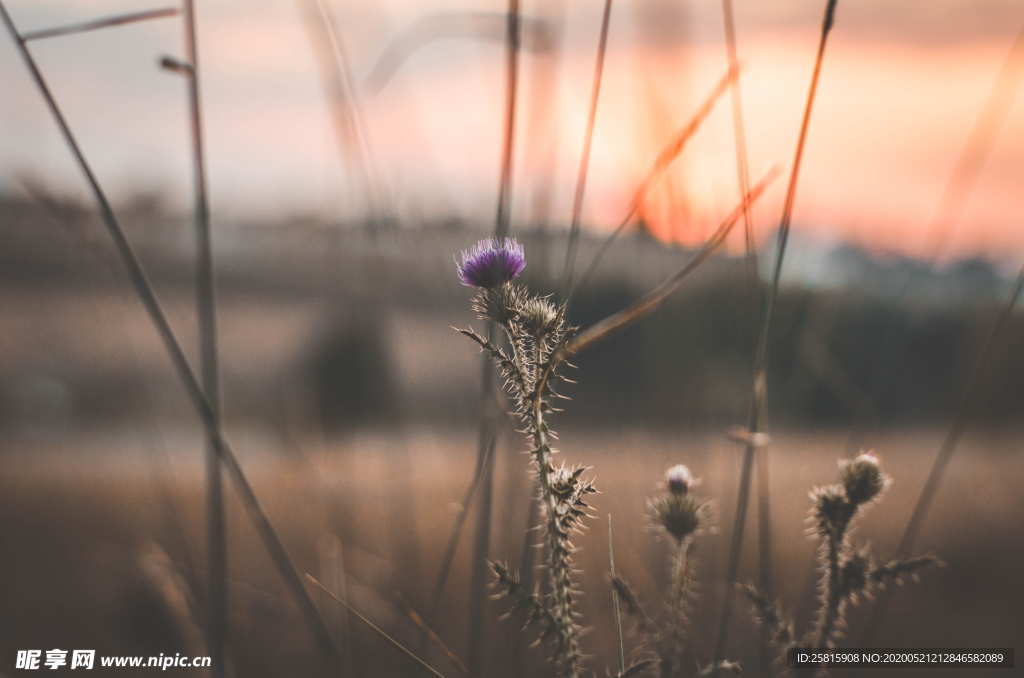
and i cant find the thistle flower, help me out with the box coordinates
[839,451,889,506]
[456,256,583,675]
[456,237,527,288]
[665,464,695,496]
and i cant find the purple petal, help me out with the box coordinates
[456,237,527,288]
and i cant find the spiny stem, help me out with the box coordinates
[814,534,842,649]
[529,358,583,676]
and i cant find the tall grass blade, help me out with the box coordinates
[561,168,778,358]
[719,0,756,280]
[177,2,226,674]
[20,7,178,42]
[363,11,554,94]
[306,575,448,678]
[608,514,626,676]
[860,265,1024,646]
[402,598,471,676]
[923,23,1024,259]
[300,0,384,228]
[570,66,738,298]
[718,5,773,671]
[467,3,520,673]
[710,2,841,674]
[0,5,342,662]
[559,0,614,296]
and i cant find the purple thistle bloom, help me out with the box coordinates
[456,237,527,288]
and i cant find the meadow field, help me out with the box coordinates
[2,215,1022,676]
[3,1,1023,676]
[3,427,1022,677]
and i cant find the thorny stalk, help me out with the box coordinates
[456,239,592,676]
[453,163,773,673]
[743,454,940,676]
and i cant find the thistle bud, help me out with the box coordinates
[810,485,853,537]
[840,451,888,506]
[652,494,705,542]
[519,297,560,338]
[665,464,695,495]
[472,283,525,326]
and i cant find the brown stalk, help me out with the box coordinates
[0,4,342,663]
[571,65,740,298]
[560,168,779,360]
[711,2,841,674]
[20,6,178,41]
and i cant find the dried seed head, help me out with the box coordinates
[665,464,695,496]
[456,237,527,288]
[519,297,560,338]
[840,451,888,506]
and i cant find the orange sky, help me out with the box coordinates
[2,1,1022,262]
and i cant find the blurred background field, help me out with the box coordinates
[2,196,1022,676]
[3,0,1024,676]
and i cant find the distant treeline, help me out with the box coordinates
[2,192,1020,433]
[308,271,1022,432]
[559,274,1022,429]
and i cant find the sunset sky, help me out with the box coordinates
[2,0,1023,262]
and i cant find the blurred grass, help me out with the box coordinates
[1,428,1020,676]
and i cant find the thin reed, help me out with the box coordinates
[0,2,342,661]
[177,2,226,673]
[711,3,841,673]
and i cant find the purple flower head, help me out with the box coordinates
[456,238,526,288]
